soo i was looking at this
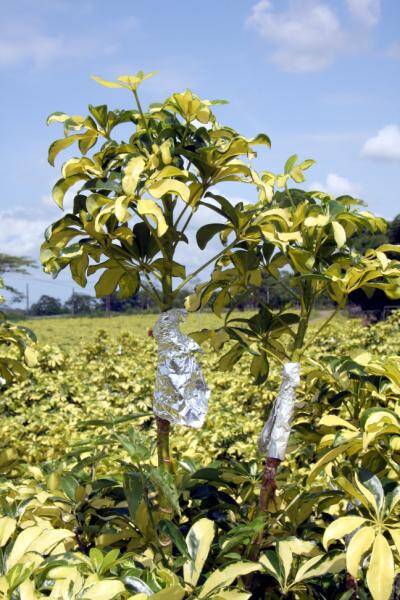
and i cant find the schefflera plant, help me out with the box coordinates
[40,71,271,472]
[188,156,400,553]
[0,277,37,383]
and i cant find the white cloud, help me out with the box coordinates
[346,0,380,27]
[309,173,361,197]
[246,0,380,73]
[0,16,137,69]
[361,125,400,161]
[0,210,48,256]
[247,1,345,73]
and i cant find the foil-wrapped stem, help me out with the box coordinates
[258,362,300,460]
[152,308,210,428]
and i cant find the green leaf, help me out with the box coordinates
[52,175,87,208]
[159,520,190,559]
[46,112,69,125]
[196,224,227,250]
[250,352,269,385]
[284,154,298,174]
[118,271,139,299]
[48,135,79,166]
[218,343,244,371]
[94,268,124,297]
[123,471,144,520]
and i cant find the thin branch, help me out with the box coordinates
[300,305,340,356]
[141,270,162,304]
[266,268,301,302]
[133,90,152,141]
[175,239,238,294]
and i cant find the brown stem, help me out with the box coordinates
[259,457,281,512]
[249,457,281,562]
[156,416,173,473]
[345,573,358,599]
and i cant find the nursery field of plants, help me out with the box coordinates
[1,310,400,599]
[1,70,400,600]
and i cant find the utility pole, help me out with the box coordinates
[26,283,30,313]
[71,288,74,315]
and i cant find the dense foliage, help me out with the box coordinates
[0,312,399,599]
[1,72,400,600]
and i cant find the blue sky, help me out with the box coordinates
[1,0,399,303]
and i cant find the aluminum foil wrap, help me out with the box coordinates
[152,308,210,428]
[258,362,300,460]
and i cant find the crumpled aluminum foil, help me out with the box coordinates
[152,308,210,428]
[258,362,300,460]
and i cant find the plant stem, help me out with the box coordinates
[133,89,152,141]
[249,457,281,561]
[291,283,313,359]
[175,238,238,294]
[156,417,172,473]
[300,305,339,356]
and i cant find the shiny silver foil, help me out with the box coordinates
[258,362,300,460]
[152,309,210,428]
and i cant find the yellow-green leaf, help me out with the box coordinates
[7,527,43,568]
[183,518,215,587]
[322,516,367,550]
[48,135,78,166]
[389,528,400,556]
[0,517,16,548]
[198,562,260,598]
[137,199,168,237]
[91,75,124,89]
[304,214,329,227]
[332,221,346,248]
[150,586,185,600]
[52,175,86,208]
[213,593,251,600]
[294,553,345,583]
[95,268,124,297]
[366,534,394,600]
[83,579,125,600]
[318,415,358,431]
[148,179,190,203]
[24,347,38,368]
[115,196,131,222]
[277,542,293,583]
[346,526,375,578]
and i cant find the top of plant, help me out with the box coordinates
[41,70,272,310]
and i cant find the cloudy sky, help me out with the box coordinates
[1,0,399,303]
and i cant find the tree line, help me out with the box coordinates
[1,213,400,318]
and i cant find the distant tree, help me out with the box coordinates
[99,290,156,313]
[350,229,389,254]
[64,293,98,314]
[30,295,64,316]
[388,214,400,244]
[0,253,36,303]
